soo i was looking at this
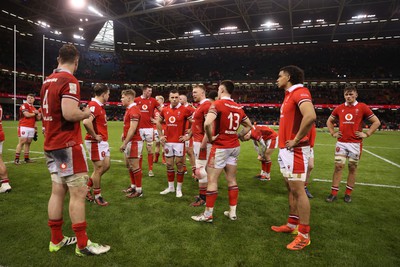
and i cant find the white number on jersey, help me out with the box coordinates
[228,112,240,130]
[42,90,49,114]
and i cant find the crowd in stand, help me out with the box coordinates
[0,31,399,126]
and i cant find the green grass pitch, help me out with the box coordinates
[1,121,399,266]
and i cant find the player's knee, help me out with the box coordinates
[198,177,207,183]
[197,167,207,181]
[348,158,359,167]
[335,156,346,165]
[334,163,345,172]
[67,174,89,187]
[308,164,314,171]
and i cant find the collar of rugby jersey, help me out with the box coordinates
[92,98,104,106]
[286,83,304,93]
[345,100,359,107]
[53,68,72,74]
[199,98,209,104]
[170,103,182,109]
[127,103,136,109]
[220,96,233,101]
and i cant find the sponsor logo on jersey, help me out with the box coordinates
[345,113,353,121]
[169,116,176,123]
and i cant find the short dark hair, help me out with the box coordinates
[121,89,136,98]
[344,86,357,94]
[27,93,35,98]
[280,65,304,85]
[58,44,79,64]
[93,83,109,96]
[142,84,152,91]
[169,89,179,95]
[207,90,218,100]
[220,80,235,94]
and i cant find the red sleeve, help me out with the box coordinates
[159,109,165,120]
[186,106,194,118]
[61,79,80,102]
[362,103,374,120]
[331,106,339,119]
[251,128,261,141]
[208,102,218,116]
[89,102,98,119]
[130,108,140,121]
[153,98,162,111]
[293,88,312,107]
[240,108,248,122]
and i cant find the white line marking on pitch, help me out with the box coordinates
[4,157,45,164]
[315,144,400,167]
[363,149,400,168]
[313,179,400,189]
[7,149,44,154]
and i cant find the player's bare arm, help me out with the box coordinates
[204,112,217,142]
[327,116,342,138]
[238,117,252,141]
[62,98,91,122]
[355,115,381,139]
[83,116,102,142]
[120,120,139,152]
[156,116,166,145]
[23,110,38,118]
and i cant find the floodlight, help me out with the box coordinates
[70,0,86,9]
[88,6,103,17]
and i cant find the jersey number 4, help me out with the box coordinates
[42,90,49,115]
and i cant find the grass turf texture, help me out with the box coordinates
[1,121,399,266]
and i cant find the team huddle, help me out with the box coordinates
[0,44,380,254]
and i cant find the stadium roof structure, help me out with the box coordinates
[1,0,399,52]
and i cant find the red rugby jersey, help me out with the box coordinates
[160,103,192,143]
[208,97,248,148]
[85,98,108,141]
[123,103,142,142]
[134,96,161,129]
[330,101,374,143]
[278,84,313,149]
[40,69,83,151]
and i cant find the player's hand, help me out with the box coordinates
[179,135,190,142]
[33,131,38,141]
[81,106,91,119]
[285,139,297,150]
[95,135,103,142]
[332,131,342,138]
[160,136,167,145]
[34,110,39,115]
[210,135,219,143]
[185,129,192,135]
[355,131,368,139]
[120,143,126,153]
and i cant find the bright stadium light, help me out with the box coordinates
[70,0,86,9]
[88,5,103,17]
[261,21,279,28]
[185,29,201,35]
[221,26,237,31]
